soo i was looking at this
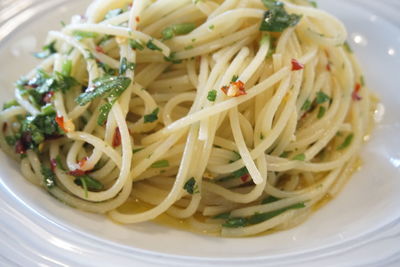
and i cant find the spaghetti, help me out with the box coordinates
[0,0,377,237]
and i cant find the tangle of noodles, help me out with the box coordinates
[0,0,378,237]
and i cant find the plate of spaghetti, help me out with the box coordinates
[0,0,399,266]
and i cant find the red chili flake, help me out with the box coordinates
[43,91,54,103]
[55,116,67,132]
[78,157,88,168]
[95,46,105,53]
[241,174,250,183]
[50,159,57,172]
[352,83,362,101]
[291,59,304,71]
[2,122,7,133]
[326,63,331,71]
[221,80,246,97]
[15,140,26,154]
[67,169,86,176]
[112,127,121,148]
[135,16,140,23]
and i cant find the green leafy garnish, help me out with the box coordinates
[231,75,239,82]
[293,153,306,161]
[62,60,72,76]
[97,102,112,125]
[75,76,131,106]
[162,23,196,40]
[301,99,311,111]
[129,39,145,50]
[184,177,199,194]
[207,90,217,102]
[132,147,144,154]
[74,174,104,197]
[151,160,169,168]
[97,62,118,75]
[73,31,99,41]
[337,133,354,150]
[212,212,231,220]
[146,40,162,51]
[222,202,305,228]
[41,165,56,189]
[2,100,19,110]
[317,106,326,119]
[119,57,136,75]
[34,41,57,59]
[164,52,182,64]
[143,107,159,123]
[315,91,330,104]
[261,195,280,204]
[343,41,353,53]
[260,1,302,32]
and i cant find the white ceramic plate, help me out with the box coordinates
[1,0,400,266]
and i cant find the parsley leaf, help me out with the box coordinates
[34,41,57,59]
[119,57,136,75]
[73,31,99,41]
[129,39,145,50]
[337,133,354,150]
[260,1,302,32]
[207,90,217,102]
[143,107,159,123]
[315,91,330,104]
[41,165,56,189]
[162,23,196,40]
[75,76,131,106]
[184,177,199,194]
[146,39,162,51]
[151,160,169,168]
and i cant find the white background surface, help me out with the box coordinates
[0,0,400,266]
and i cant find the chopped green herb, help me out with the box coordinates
[261,195,280,204]
[222,202,305,228]
[146,39,162,51]
[143,107,159,123]
[151,160,169,168]
[75,76,131,106]
[41,165,56,189]
[105,8,123,20]
[184,177,199,194]
[317,106,326,119]
[164,52,182,64]
[343,41,353,53]
[207,90,217,102]
[3,100,19,110]
[309,1,317,8]
[212,212,231,220]
[132,147,144,154]
[231,75,239,82]
[61,60,72,76]
[260,133,265,140]
[73,31,98,41]
[74,174,104,197]
[208,24,215,30]
[34,41,57,59]
[119,57,136,75]
[162,23,196,40]
[337,133,354,150]
[55,155,65,171]
[222,217,247,228]
[97,62,118,75]
[184,45,194,50]
[41,103,55,115]
[5,136,18,146]
[280,151,290,158]
[129,39,145,50]
[260,1,302,32]
[315,91,330,104]
[293,153,306,161]
[233,167,249,178]
[97,102,112,125]
[301,99,311,111]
